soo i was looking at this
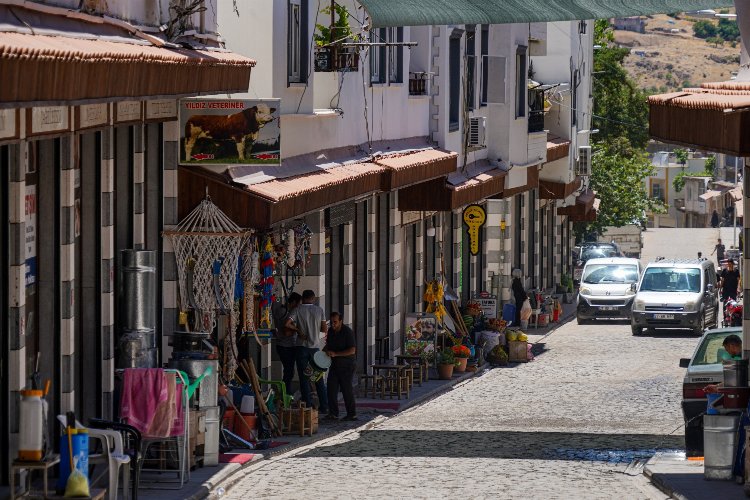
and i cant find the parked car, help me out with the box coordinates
[573,243,622,283]
[576,257,642,324]
[631,259,719,336]
[679,327,739,457]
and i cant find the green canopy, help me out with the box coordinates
[357,0,734,27]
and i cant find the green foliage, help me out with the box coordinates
[437,349,457,366]
[706,36,724,47]
[314,3,357,47]
[693,20,717,39]
[674,148,688,165]
[705,155,716,171]
[718,18,740,41]
[587,139,665,234]
[672,156,715,193]
[592,20,649,149]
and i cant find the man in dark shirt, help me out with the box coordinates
[712,238,726,266]
[720,259,740,302]
[323,312,357,421]
[272,292,301,396]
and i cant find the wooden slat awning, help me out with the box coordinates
[398,168,507,211]
[375,149,458,190]
[568,197,600,222]
[546,136,571,163]
[503,165,540,198]
[557,189,595,216]
[649,83,750,156]
[539,177,581,200]
[179,162,385,229]
[1,31,255,106]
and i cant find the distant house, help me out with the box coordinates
[645,153,707,227]
[612,17,646,34]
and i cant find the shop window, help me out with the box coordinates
[287,0,308,84]
[388,27,404,84]
[515,45,527,118]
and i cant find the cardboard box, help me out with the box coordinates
[508,340,528,363]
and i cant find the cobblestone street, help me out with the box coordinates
[223,314,699,499]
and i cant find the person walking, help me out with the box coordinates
[711,238,726,266]
[323,312,357,421]
[711,210,719,228]
[511,269,527,326]
[720,259,741,303]
[272,292,301,396]
[286,289,329,413]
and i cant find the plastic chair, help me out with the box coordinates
[56,415,132,500]
[259,378,293,409]
[89,419,142,500]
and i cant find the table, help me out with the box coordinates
[395,355,429,384]
[370,364,412,399]
[10,455,59,499]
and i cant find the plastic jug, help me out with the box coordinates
[18,390,44,461]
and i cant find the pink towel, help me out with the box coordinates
[120,368,168,434]
[170,383,185,437]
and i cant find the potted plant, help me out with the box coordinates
[486,344,509,366]
[436,349,458,380]
[451,345,471,372]
[313,3,360,72]
[560,274,574,303]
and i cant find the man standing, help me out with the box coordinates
[712,238,726,266]
[720,259,741,303]
[323,312,357,421]
[272,292,301,397]
[286,290,329,414]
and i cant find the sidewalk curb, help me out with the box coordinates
[203,367,488,498]
[643,464,689,500]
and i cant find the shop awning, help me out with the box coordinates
[730,186,743,201]
[736,200,744,218]
[649,82,750,156]
[699,190,723,201]
[546,135,571,163]
[0,25,255,106]
[539,176,581,200]
[180,162,385,229]
[375,149,458,190]
[557,189,596,217]
[398,162,506,211]
[358,0,732,27]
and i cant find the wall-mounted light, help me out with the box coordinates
[426,226,436,237]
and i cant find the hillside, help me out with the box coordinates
[613,13,740,94]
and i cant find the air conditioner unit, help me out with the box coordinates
[576,145,592,176]
[468,117,486,147]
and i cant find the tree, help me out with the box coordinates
[718,18,740,41]
[587,139,665,233]
[693,20,718,39]
[674,148,688,165]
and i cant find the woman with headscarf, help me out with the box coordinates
[511,269,527,326]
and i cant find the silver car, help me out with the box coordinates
[576,258,641,324]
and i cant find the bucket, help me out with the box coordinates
[704,414,740,480]
[56,429,89,493]
[234,414,257,442]
[552,308,560,322]
[240,395,255,414]
[502,303,516,324]
[223,408,235,432]
[538,314,549,327]
[706,393,723,415]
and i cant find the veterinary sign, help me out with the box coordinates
[179,98,281,166]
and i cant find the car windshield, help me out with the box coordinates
[692,331,739,366]
[582,264,639,284]
[581,248,618,261]
[640,267,701,293]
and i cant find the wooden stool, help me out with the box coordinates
[11,455,60,500]
[358,374,385,399]
[387,375,409,400]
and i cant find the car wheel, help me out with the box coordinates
[631,325,643,336]
[576,315,587,325]
[694,313,705,336]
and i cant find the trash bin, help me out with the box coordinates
[502,303,516,324]
[704,414,740,480]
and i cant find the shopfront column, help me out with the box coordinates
[389,193,402,356]
[343,221,354,327]
[414,221,424,313]
[60,136,76,414]
[365,198,377,366]
[7,143,25,444]
[162,121,180,362]
[100,128,116,417]
[451,210,462,296]
[485,199,504,299]
[133,125,145,250]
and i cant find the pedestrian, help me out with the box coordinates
[711,210,719,228]
[272,292,301,396]
[711,238,726,266]
[740,232,744,254]
[286,289,329,414]
[719,259,741,302]
[323,312,358,421]
[511,269,527,326]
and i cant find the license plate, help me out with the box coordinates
[599,306,618,311]
[654,314,674,320]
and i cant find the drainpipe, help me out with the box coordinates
[737,0,750,81]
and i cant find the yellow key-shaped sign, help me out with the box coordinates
[463,204,486,256]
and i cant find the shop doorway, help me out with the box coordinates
[402,223,417,320]
[354,201,368,372]
[324,224,345,318]
[1,144,10,485]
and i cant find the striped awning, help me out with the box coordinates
[358,0,732,27]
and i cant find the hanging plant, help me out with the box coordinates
[314,3,358,47]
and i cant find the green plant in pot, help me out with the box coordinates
[436,349,457,380]
[314,3,360,47]
[486,344,508,366]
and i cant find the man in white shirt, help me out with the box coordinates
[286,289,329,413]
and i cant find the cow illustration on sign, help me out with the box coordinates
[180,99,280,165]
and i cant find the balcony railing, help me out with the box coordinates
[528,88,546,133]
[314,47,360,72]
[409,72,428,96]
[528,110,545,133]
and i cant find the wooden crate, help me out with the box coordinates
[279,406,318,436]
[508,340,528,363]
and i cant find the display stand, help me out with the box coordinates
[10,455,60,499]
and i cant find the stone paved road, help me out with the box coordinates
[222,317,700,499]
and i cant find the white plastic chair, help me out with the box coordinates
[57,415,131,499]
